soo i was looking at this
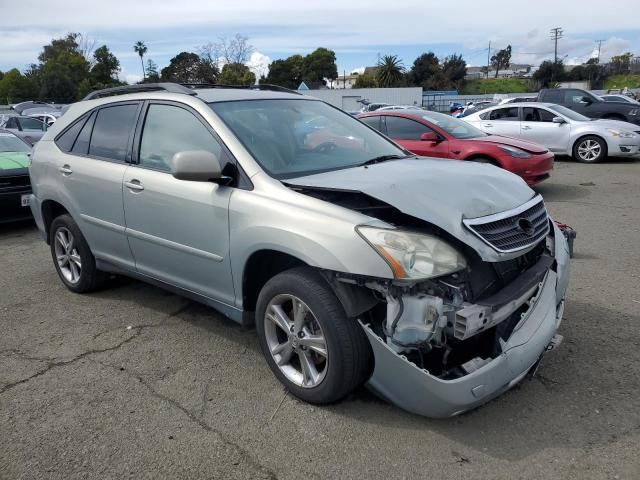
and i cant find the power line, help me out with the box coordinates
[550,27,563,62]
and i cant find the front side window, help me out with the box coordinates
[384,116,432,140]
[18,117,46,131]
[210,99,407,179]
[139,104,224,172]
[89,104,138,161]
[522,108,556,122]
[489,107,519,121]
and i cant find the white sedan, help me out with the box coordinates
[463,102,640,163]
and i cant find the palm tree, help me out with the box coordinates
[376,55,405,87]
[133,41,148,80]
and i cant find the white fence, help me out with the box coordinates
[301,88,423,112]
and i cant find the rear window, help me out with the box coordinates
[88,104,138,161]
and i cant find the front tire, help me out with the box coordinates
[256,267,372,404]
[573,135,607,163]
[49,214,105,293]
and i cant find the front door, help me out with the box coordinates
[520,107,569,153]
[122,102,235,305]
[383,116,449,157]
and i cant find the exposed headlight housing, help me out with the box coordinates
[498,145,532,158]
[606,128,636,138]
[356,226,467,280]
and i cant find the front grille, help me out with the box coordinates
[0,175,31,193]
[463,195,550,253]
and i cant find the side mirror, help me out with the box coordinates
[580,96,592,105]
[552,116,566,124]
[420,131,439,142]
[170,150,225,182]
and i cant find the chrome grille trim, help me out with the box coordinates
[463,195,550,253]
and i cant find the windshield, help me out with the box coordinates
[418,111,488,139]
[0,133,30,152]
[210,99,407,179]
[546,104,591,122]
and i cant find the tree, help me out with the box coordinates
[533,60,566,88]
[133,41,148,80]
[353,73,377,88]
[303,47,338,83]
[160,52,203,83]
[609,52,633,75]
[218,63,255,85]
[36,34,90,102]
[376,55,404,87]
[409,52,440,88]
[219,34,253,65]
[491,45,512,78]
[0,69,38,104]
[91,45,120,84]
[442,54,467,88]
[145,60,160,83]
[263,56,305,89]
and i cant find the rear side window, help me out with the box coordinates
[72,112,96,155]
[543,90,564,103]
[384,116,432,140]
[360,116,381,132]
[89,104,139,161]
[55,116,86,152]
[138,104,223,172]
[489,107,519,121]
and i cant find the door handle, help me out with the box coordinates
[482,123,493,128]
[59,165,72,175]
[522,125,532,130]
[124,180,144,192]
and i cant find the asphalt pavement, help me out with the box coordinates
[1,158,639,479]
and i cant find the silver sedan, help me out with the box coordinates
[464,102,640,163]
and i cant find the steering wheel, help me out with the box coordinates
[312,142,338,154]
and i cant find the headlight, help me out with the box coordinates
[629,108,639,116]
[356,226,467,280]
[606,128,636,138]
[498,145,532,158]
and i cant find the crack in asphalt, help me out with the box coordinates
[92,359,278,480]
[0,327,143,395]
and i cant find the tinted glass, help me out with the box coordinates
[522,108,556,122]
[18,117,46,131]
[385,116,431,140]
[489,107,519,121]
[359,116,381,132]
[89,104,138,161]
[139,104,223,172]
[5,118,18,128]
[55,116,86,152]
[0,132,30,152]
[210,99,406,179]
[419,111,487,139]
[543,90,564,103]
[73,112,96,155]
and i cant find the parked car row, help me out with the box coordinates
[0,129,32,223]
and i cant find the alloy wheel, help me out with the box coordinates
[54,227,82,284]
[264,294,328,388]
[577,139,601,162]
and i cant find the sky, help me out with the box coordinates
[1,0,639,84]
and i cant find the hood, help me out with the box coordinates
[0,151,30,171]
[591,118,640,131]
[470,135,548,153]
[287,158,535,256]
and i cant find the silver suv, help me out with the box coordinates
[29,83,570,418]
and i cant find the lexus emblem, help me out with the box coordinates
[516,217,535,236]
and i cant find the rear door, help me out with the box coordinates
[383,116,449,157]
[52,102,140,270]
[480,107,522,138]
[520,107,569,153]
[122,101,235,305]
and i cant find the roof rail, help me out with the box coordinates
[180,83,302,95]
[82,83,197,101]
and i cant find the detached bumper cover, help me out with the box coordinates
[362,228,570,418]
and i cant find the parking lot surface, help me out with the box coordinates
[1,159,639,479]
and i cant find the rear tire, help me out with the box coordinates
[256,267,372,404]
[573,135,606,163]
[49,214,106,293]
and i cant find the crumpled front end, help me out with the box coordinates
[357,220,570,418]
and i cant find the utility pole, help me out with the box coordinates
[596,39,604,64]
[486,41,491,79]
[550,27,563,63]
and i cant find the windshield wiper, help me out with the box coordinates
[360,154,413,166]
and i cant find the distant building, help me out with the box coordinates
[331,73,360,89]
[465,64,533,79]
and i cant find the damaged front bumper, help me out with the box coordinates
[361,224,571,418]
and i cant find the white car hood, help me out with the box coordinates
[287,158,537,260]
[590,118,640,131]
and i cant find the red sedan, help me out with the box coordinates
[357,110,553,185]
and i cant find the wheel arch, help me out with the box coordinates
[41,199,71,244]
[464,154,502,167]
[572,133,608,159]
